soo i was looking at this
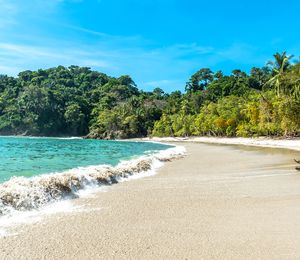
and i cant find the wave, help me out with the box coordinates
[0,146,185,216]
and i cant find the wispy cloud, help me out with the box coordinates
[0,42,115,76]
[0,43,67,59]
[0,37,271,91]
[62,24,108,37]
[0,1,276,92]
[0,36,213,91]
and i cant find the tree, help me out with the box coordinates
[152,87,165,99]
[249,67,271,90]
[64,104,86,135]
[0,53,299,139]
[266,51,294,96]
[186,68,214,92]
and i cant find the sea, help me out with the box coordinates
[0,136,184,217]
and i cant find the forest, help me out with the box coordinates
[0,52,299,138]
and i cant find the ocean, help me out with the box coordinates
[0,136,172,182]
[0,136,184,216]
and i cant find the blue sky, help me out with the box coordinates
[0,0,300,92]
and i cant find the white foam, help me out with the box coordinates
[0,200,85,237]
[0,145,186,234]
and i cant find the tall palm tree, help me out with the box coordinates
[265,51,294,96]
[287,62,300,99]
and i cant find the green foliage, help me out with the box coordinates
[186,68,214,92]
[0,66,162,138]
[153,54,300,138]
[0,52,299,139]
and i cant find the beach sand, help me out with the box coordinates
[139,136,300,152]
[1,142,300,259]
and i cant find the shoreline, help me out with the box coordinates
[131,136,300,152]
[2,134,300,152]
[0,143,184,218]
[1,142,300,259]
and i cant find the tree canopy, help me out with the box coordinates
[0,52,299,139]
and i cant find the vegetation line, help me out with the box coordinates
[0,52,299,138]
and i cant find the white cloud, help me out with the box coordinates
[0,37,270,92]
[63,25,108,37]
[0,43,67,59]
[0,37,206,91]
[0,0,274,92]
[0,41,115,76]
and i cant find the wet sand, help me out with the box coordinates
[1,142,300,259]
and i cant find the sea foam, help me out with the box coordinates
[0,145,185,216]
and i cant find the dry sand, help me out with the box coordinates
[1,142,300,259]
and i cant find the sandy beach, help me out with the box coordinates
[139,136,300,152]
[1,142,300,259]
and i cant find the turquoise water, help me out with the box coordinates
[0,137,171,183]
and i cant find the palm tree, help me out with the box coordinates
[286,62,300,99]
[265,51,294,96]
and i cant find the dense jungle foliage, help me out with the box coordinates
[0,52,299,138]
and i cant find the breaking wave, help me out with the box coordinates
[0,145,185,216]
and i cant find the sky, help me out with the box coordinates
[0,0,300,92]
